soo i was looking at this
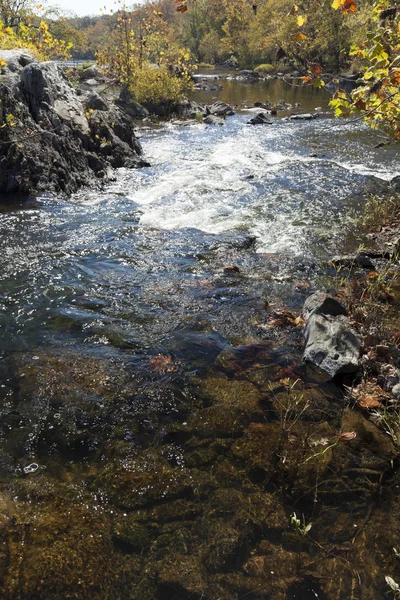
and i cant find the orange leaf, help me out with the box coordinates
[359,395,381,409]
[175,2,188,12]
[342,0,357,13]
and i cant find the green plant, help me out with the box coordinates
[290,512,312,537]
[254,63,275,74]
[385,576,400,599]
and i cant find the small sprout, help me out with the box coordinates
[290,512,312,536]
[386,576,400,597]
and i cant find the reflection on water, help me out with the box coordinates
[192,71,331,110]
[0,77,399,599]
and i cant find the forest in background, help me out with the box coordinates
[60,0,370,74]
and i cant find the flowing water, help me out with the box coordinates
[0,76,400,600]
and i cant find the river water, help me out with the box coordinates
[0,76,399,600]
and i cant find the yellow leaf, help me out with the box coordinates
[297,15,306,26]
[332,0,342,9]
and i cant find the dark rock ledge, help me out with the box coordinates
[0,50,149,196]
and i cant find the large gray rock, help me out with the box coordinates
[304,313,361,377]
[303,291,347,320]
[209,100,234,116]
[247,112,272,125]
[0,52,148,195]
[177,99,208,119]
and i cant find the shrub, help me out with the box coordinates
[130,63,192,105]
[254,63,275,74]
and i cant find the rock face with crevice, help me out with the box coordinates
[303,291,361,378]
[0,50,149,195]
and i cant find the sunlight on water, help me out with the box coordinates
[108,112,399,255]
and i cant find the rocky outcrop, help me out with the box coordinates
[0,51,149,196]
[303,291,361,378]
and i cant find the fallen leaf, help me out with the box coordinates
[148,354,178,373]
[338,431,357,441]
[359,395,382,409]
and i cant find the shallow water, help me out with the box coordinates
[0,77,399,600]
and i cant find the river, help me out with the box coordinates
[0,75,399,600]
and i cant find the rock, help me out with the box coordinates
[236,69,260,79]
[177,99,207,119]
[78,64,103,81]
[289,113,317,120]
[391,175,400,193]
[84,78,100,87]
[203,114,225,125]
[303,291,347,320]
[193,78,223,92]
[115,86,149,119]
[0,52,148,195]
[84,91,109,112]
[392,383,400,401]
[303,313,361,377]
[209,100,234,116]
[330,254,375,269]
[247,112,272,125]
[171,119,198,126]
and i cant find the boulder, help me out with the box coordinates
[303,291,347,320]
[303,313,361,377]
[209,100,234,116]
[204,114,225,125]
[289,113,317,120]
[177,99,208,119]
[78,64,103,81]
[302,291,360,378]
[247,112,272,125]
[236,70,260,79]
[330,254,375,269]
[0,52,148,195]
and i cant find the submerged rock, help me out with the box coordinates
[0,51,148,195]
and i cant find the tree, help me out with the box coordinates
[96,3,194,105]
[330,0,400,138]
